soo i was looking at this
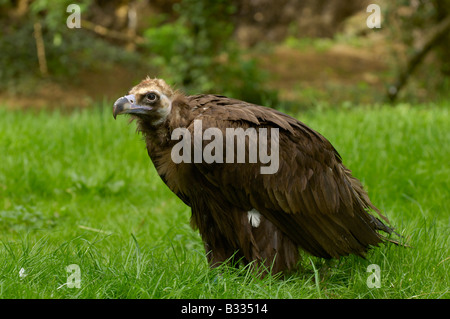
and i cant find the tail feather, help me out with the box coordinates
[344,166,409,248]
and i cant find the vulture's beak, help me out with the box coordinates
[113,94,153,119]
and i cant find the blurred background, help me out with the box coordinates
[1,0,449,111]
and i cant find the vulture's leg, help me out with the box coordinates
[240,211,301,276]
[203,239,243,269]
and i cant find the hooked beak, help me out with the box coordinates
[113,94,153,119]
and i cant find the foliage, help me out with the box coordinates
[142,0,278,105]
[1,0,449,105]
[0,0,276,104]
[0,0,144,92]
[383,0,450,98]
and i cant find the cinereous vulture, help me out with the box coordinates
[113,77,398,274]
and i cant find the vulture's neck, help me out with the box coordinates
[136,93,194,153]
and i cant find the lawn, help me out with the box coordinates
[0,102,448,299]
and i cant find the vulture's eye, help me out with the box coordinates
[145,93,158,102]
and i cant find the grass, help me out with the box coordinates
[0,102,449,299]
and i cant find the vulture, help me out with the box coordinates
[113,77,397,275]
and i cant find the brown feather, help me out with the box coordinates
[118,79,399,275]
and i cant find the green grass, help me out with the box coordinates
[0,103,449,299]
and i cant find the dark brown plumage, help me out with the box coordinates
[113,77,397,275]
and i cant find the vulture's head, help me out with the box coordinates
[113,77,175,125]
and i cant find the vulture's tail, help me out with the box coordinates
[370,215,409,247]
[345,168,408,247]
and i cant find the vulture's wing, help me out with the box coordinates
[185,95,394,258]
